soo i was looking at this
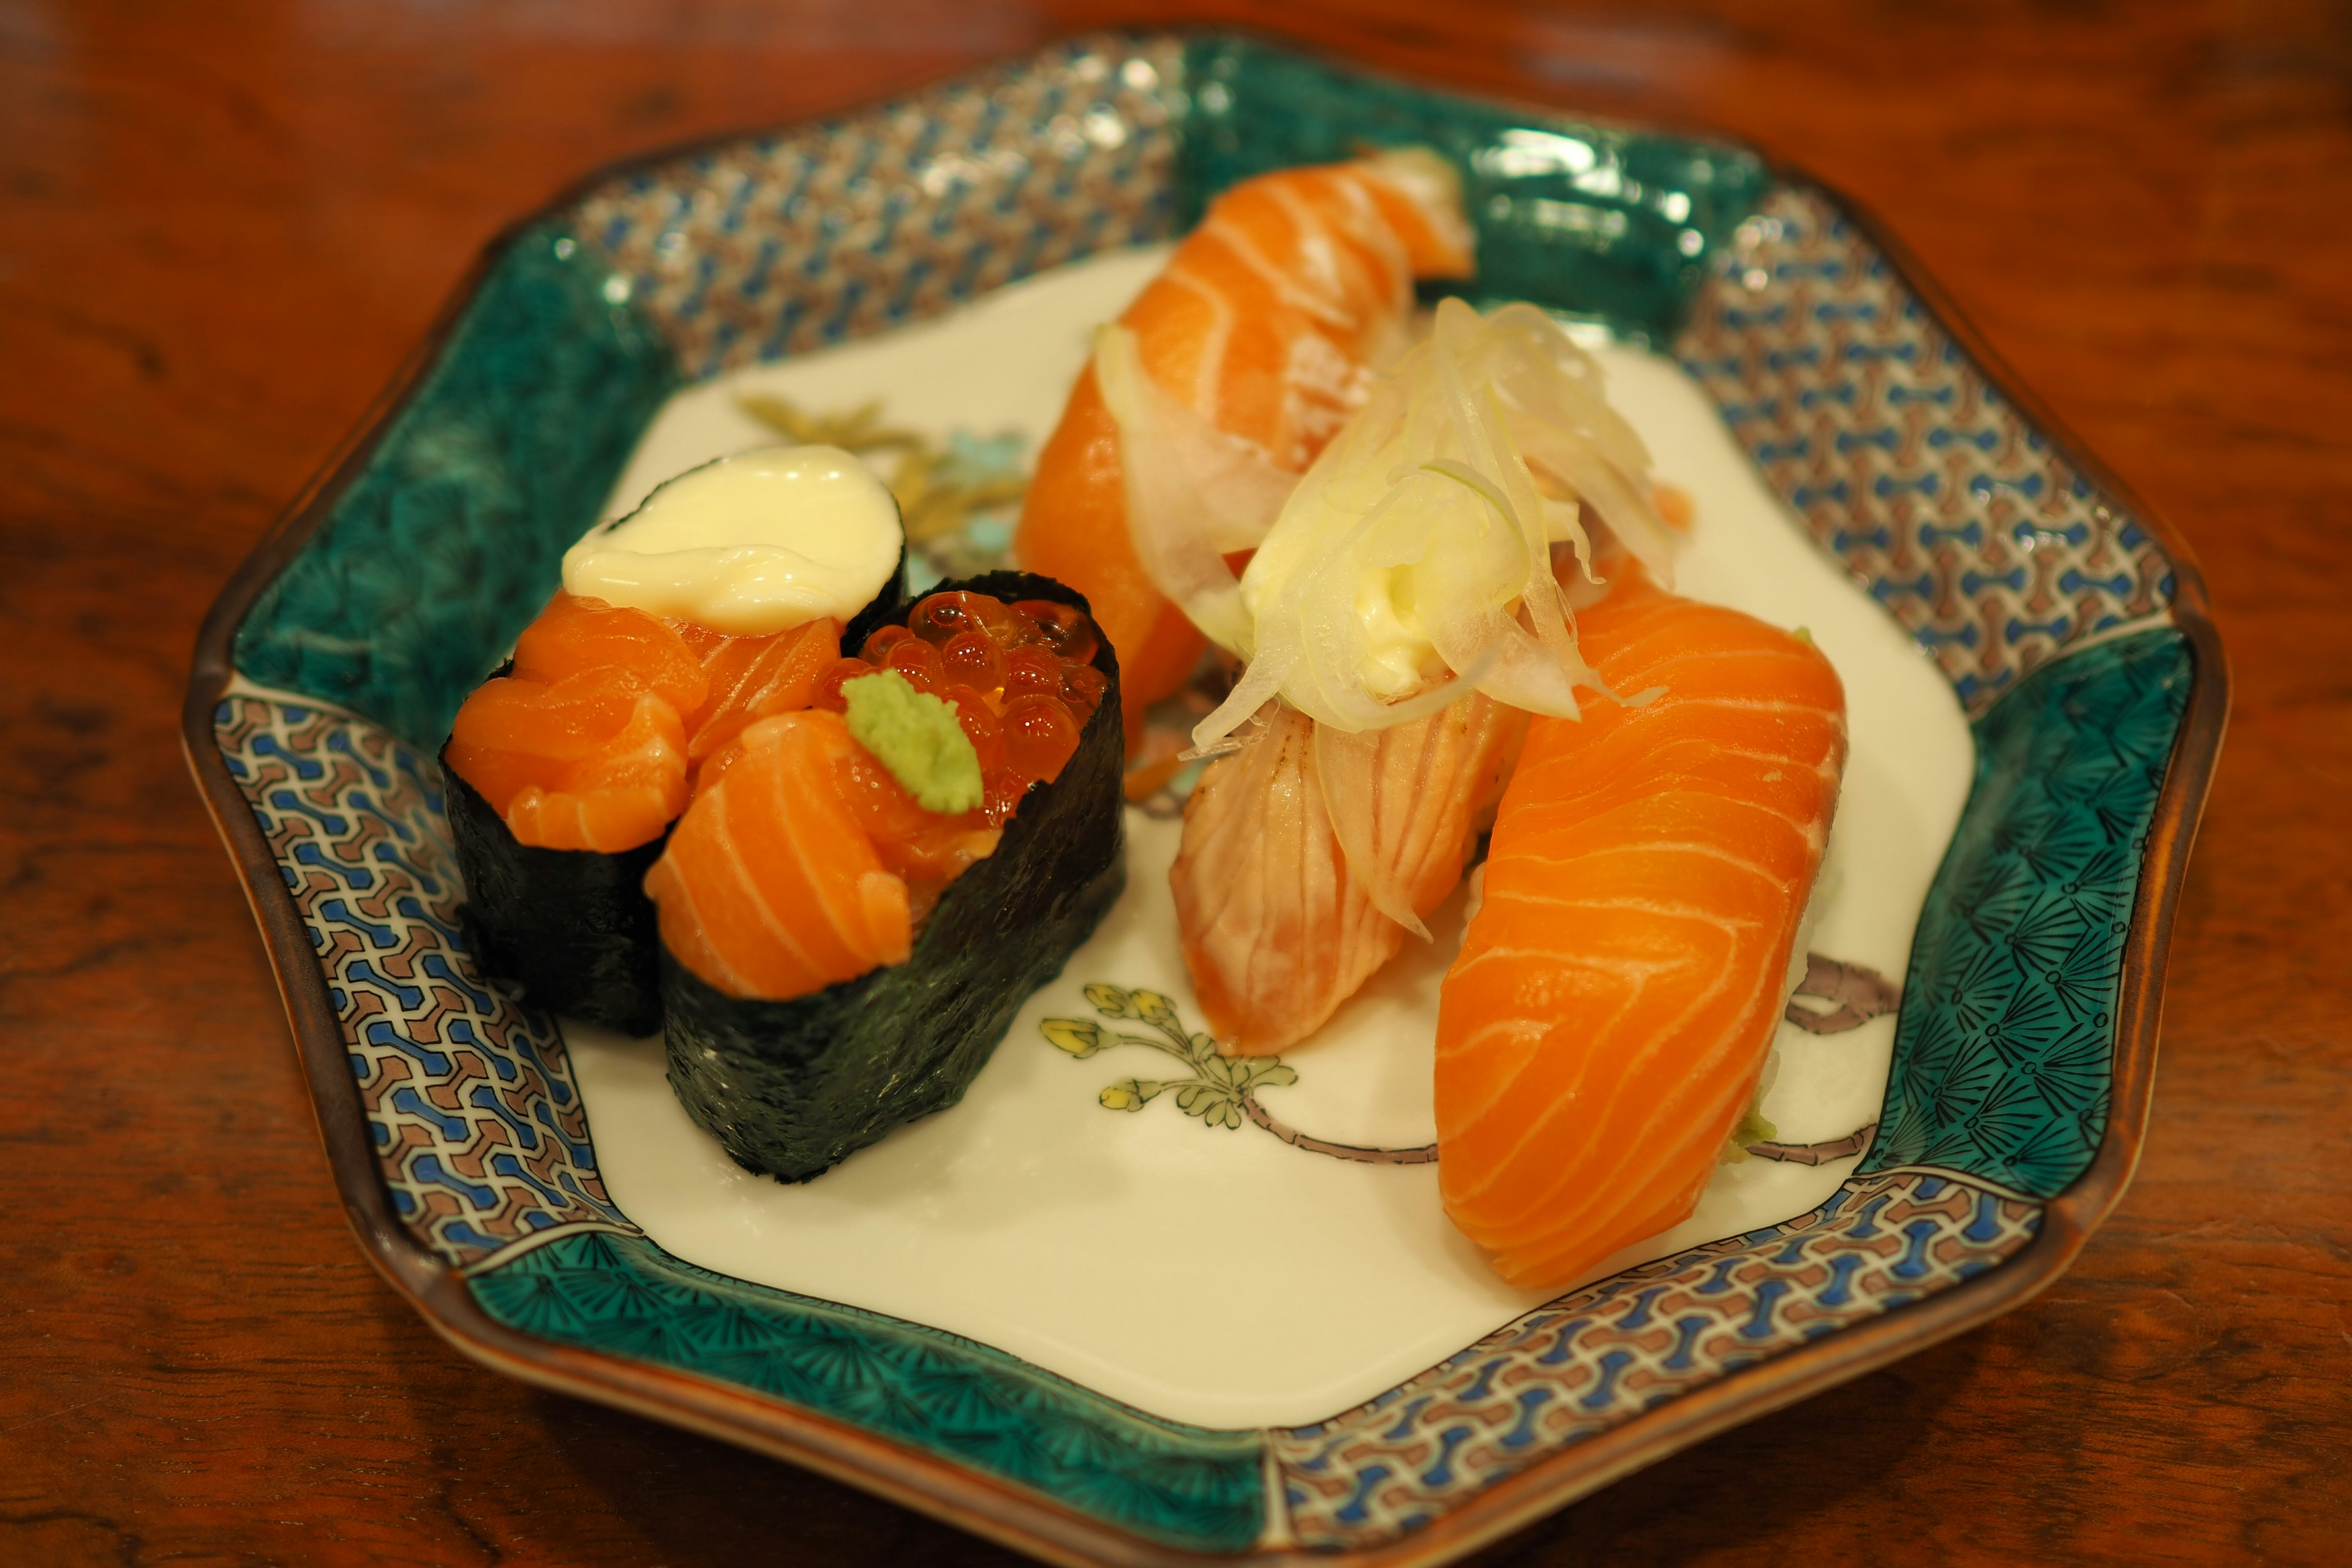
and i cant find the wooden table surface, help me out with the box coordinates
[6,1,2348,1562]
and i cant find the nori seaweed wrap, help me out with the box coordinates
[662,570,1127,1182]
[441,755,671,1033]
[443,537,909,1035]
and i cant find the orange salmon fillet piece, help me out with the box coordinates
[1172,695,1525,1054]
[513,593,707,712]
[497,687,690,851]
[1015,153,1474,748]
[447,597,848,853]
[1435,577,1847,1290]
[445,594,709,853]
[684,617,842,767]
[643,711,912,1001]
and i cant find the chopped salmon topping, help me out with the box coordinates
[444,592,840,853]
[649,590,1105,1000]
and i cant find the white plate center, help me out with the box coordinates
[565,246,1973,1430]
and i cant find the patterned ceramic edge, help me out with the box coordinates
[211,685,636,1268]
[1679,184,2175,712]
[232,223,681,751]
[576,36,1186,382]
[1273,1167,2040,1544]
[181,29,2230,1568]
[209,674,1270,1552]
[199,620,2185,1556]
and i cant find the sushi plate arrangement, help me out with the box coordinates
[185,31,2225,1568]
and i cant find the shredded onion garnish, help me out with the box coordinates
[1092,323,1292,656]
[1186,299,1676,748]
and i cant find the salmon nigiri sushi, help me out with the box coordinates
[1014,148,1476,755]
[652,575,1125,1182]
[1435,570,1847,1291]
[1172,697,1525,1054]
[442,445,905,1032]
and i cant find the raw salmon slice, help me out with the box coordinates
[1015,151,1475,747]
[449,597,851,853]
[445,595,710,852]
[1172,694,1525,1054]
[444,662,693,853]
[685,617,842,767]
[643,712,913,1001]
[1435,575,1847,1291]
[502,690,690,852]
[513,592,708,713]
[647,590,1104,1000]
[829,739,1002,907]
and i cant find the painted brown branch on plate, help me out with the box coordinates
[1240,1093,1437,1166]
[1048,954,1901,1167]
[1745,1122,1880,1165]
[1784,952,1901,1034]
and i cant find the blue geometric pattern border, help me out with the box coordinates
[1676,185,2175,712]
[214,683,636,1270]
[575,33,1188,381]
[1272,1167,2040,1550]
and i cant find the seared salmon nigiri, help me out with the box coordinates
[1169,301,1678,1058]
[1172,697,1525,1054]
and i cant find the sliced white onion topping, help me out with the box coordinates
[1091,323,1294,656]
[1193,299,1675,748]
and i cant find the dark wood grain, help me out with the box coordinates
[4,1,2346,1562]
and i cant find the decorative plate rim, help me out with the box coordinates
[181,28,2229,1568]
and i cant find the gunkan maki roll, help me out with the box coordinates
[647,571,1126,1182]
[441,445,908,1034]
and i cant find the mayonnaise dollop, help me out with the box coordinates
[562,445,902,635]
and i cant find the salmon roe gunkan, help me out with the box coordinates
[815,590,1104,827]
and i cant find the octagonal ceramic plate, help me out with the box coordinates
[186,32,2224,1567]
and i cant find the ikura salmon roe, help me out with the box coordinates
[1060,663,1107,712]
[1012,599,1099,665]
[973,597,1044,649]
[911,590,1044,650]
[883,636,948,695]
[941,628,1005,688]
[982,768,1030,824]
[1002,644,1063,700]
[941,683,1003,771]
[861,624,916,661]
[907,592,974,645]
[812,656,876,713]
[829,588,1105,824]
[1000,693,1082,783]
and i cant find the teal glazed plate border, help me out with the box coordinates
[183,32,2227,1568]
